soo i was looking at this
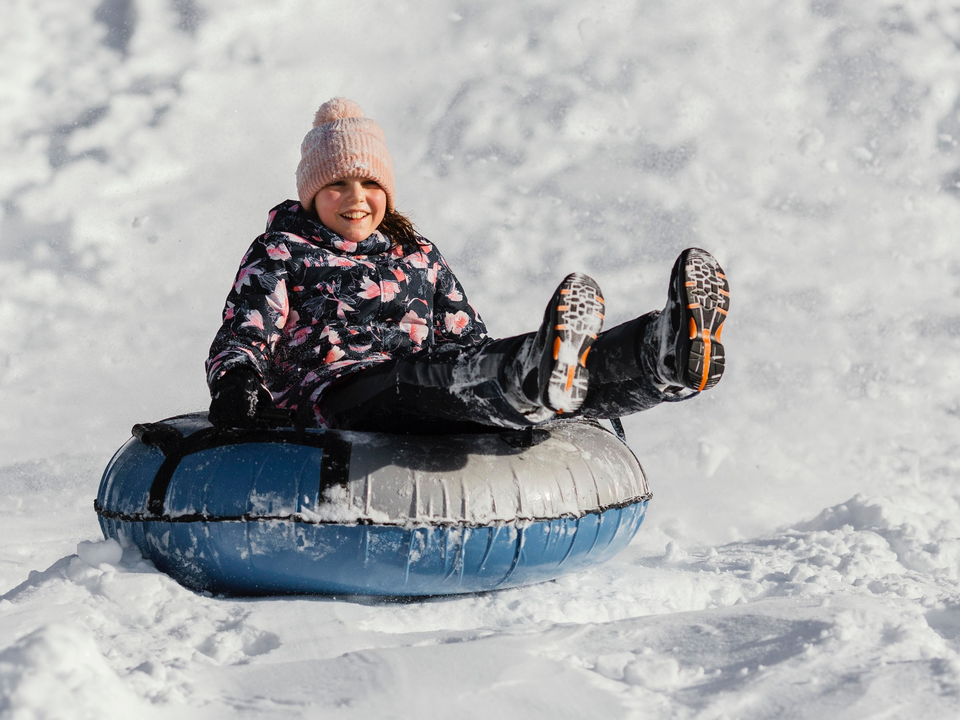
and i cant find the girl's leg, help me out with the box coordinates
[319,314,666,432]
[316,335,532,433]
[318,248,728,433]
[579,247,730,419]
[318,273,606,434]
[577,313,675,420]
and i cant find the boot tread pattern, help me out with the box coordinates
[544,273,605,413]
[683,250,729,391]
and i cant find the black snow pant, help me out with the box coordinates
[316,313,684,435]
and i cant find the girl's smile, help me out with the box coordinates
[313,177,387,243]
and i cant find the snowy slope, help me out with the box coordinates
[2,0,960,717]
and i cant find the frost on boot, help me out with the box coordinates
[506,272,606,418]
[643,248,729,393]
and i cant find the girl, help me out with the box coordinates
[206,98,729,433]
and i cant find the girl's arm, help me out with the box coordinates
[432,251,488,347]
[205,235,293,388]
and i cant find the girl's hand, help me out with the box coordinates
[208,368,270,428]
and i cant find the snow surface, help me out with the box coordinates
[3,0,960,716]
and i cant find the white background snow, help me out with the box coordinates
[2,0,960,716]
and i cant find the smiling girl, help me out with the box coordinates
[206,98,729,432]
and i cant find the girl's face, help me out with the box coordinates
[313,177,387,243]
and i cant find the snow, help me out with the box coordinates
[2,0,960,716]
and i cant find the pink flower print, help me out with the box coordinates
[349,344,372,353]
[330,256,355,268]
[401,311,429,345]
[287,308,300,329]
[290,326,312,347]
[266,279,289,329]
[241,310,264,330]
[359,277,381,299]
[324,346,346,364]
[391,267,407,283]
[335,299,355,320]
[266,243,292,261]
[320,326,342,345]
[326,358,359,373]
[281,231,310,246]
[207,358,225,382]
[381,280,400,302]
[308,377,332,401]
[334,238,358,253]
[267,209,278,226]
[224,305,236,321]
[444,310,470,335]
[234,259,263,293]
[407,252,430,269]
[447,288,463,302]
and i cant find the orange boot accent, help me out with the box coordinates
[698,328,712,391]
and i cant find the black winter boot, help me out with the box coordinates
[643,248,729,392]
[506,272,606,417]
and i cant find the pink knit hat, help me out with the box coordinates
[296,98,396,213]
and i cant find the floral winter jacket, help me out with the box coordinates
[206,200,488,423]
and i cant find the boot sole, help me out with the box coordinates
[681,250,729,391]
[542,273,605,413]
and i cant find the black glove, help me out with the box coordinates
[208,368,271,428]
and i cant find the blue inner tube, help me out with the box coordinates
[96,413,652,596]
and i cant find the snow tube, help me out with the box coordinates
[95,413,651,596]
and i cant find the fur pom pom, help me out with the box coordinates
[313,97,365,127]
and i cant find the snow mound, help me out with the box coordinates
[1,547,282,711]
[796,490,960,579]
[76,538,124,567]
[0,624,158,720]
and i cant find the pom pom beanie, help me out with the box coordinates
[296,98,396,212]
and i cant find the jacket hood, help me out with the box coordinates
[264,199,394,256]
